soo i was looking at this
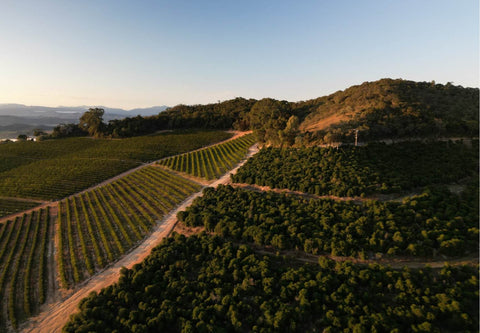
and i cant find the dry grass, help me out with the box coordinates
[172,222,205,237]
[300,113,347,132]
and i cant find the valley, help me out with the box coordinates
[0,79,477,332]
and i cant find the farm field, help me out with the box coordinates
[6,132,478,333]
[0,131,258,332]
[178,183,479,258]
[232,141,479,196]
[0,198,42,219]
[19,137,258,333]
[62,139,479,332]
[0,130,231,200]
[0,208,52,331]
[157,133,255,180]
[64,234,479,332]
[57,166,202,287]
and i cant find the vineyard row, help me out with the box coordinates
[57,166,202,288]
[0,208,51,330]
[157,134,255,180]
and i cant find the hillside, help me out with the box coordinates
[296,79,479,143]
[3,131,475,332]
[0,132,255,332]
[18,79,477,144]
[153,79,478,145]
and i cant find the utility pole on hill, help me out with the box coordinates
[354,129,358,146]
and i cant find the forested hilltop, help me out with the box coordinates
[39,79,478,145]
[297,79,479,144]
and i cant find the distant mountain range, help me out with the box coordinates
[0,104,168,138]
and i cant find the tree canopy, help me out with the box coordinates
[79,108,106,137]
[46,79,479,142]
[63,234,479,332]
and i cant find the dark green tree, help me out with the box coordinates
[79,108,106,137]
[279,115,300,146]
[249,98,292,145]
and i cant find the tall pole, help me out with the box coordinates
[354,129,358,146]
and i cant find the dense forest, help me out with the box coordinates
[177,184,478,258]
[64,234,479,332]
[47,98,256,139]
[41,79,478,144]
[232,141,479,197]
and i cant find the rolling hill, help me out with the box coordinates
[294,79,479,143]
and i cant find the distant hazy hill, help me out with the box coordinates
[295,79,479,142]
[0,104,168,138]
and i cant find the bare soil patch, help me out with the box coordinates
[301,113,346,132]
[172,222,205,237]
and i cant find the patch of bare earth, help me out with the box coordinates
[300,113,347,132]
[172,222,205,237]
[46,205,63,303]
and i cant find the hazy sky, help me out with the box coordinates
[0,0,478,109]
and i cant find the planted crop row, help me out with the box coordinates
[0,207,51,330]
[179,184,479,258]
[0,198,41,218]
[57,166,201,287]
[232,140,479,197]
[157,134,255,180]
[0,158,139,200]
[0,130,231,200]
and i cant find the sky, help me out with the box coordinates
[0,0,478,109]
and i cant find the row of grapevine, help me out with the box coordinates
[0,198,41,219]
[0,207,51,330]
[0,130,231,200]
[157,134,256,180]
[57,166,202,287]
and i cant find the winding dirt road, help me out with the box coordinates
[17,135,478,331]
[21,143,259,333]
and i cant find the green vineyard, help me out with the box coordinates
[0,198,42,219]
[0,208,51,330]
[0,130,231,200]
[157,134,256,180]
[57,166,202,287]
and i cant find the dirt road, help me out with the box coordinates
[21,143,259,333]
[251,246,478,270]
[0,131,249,225]
[230,184,478,269]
